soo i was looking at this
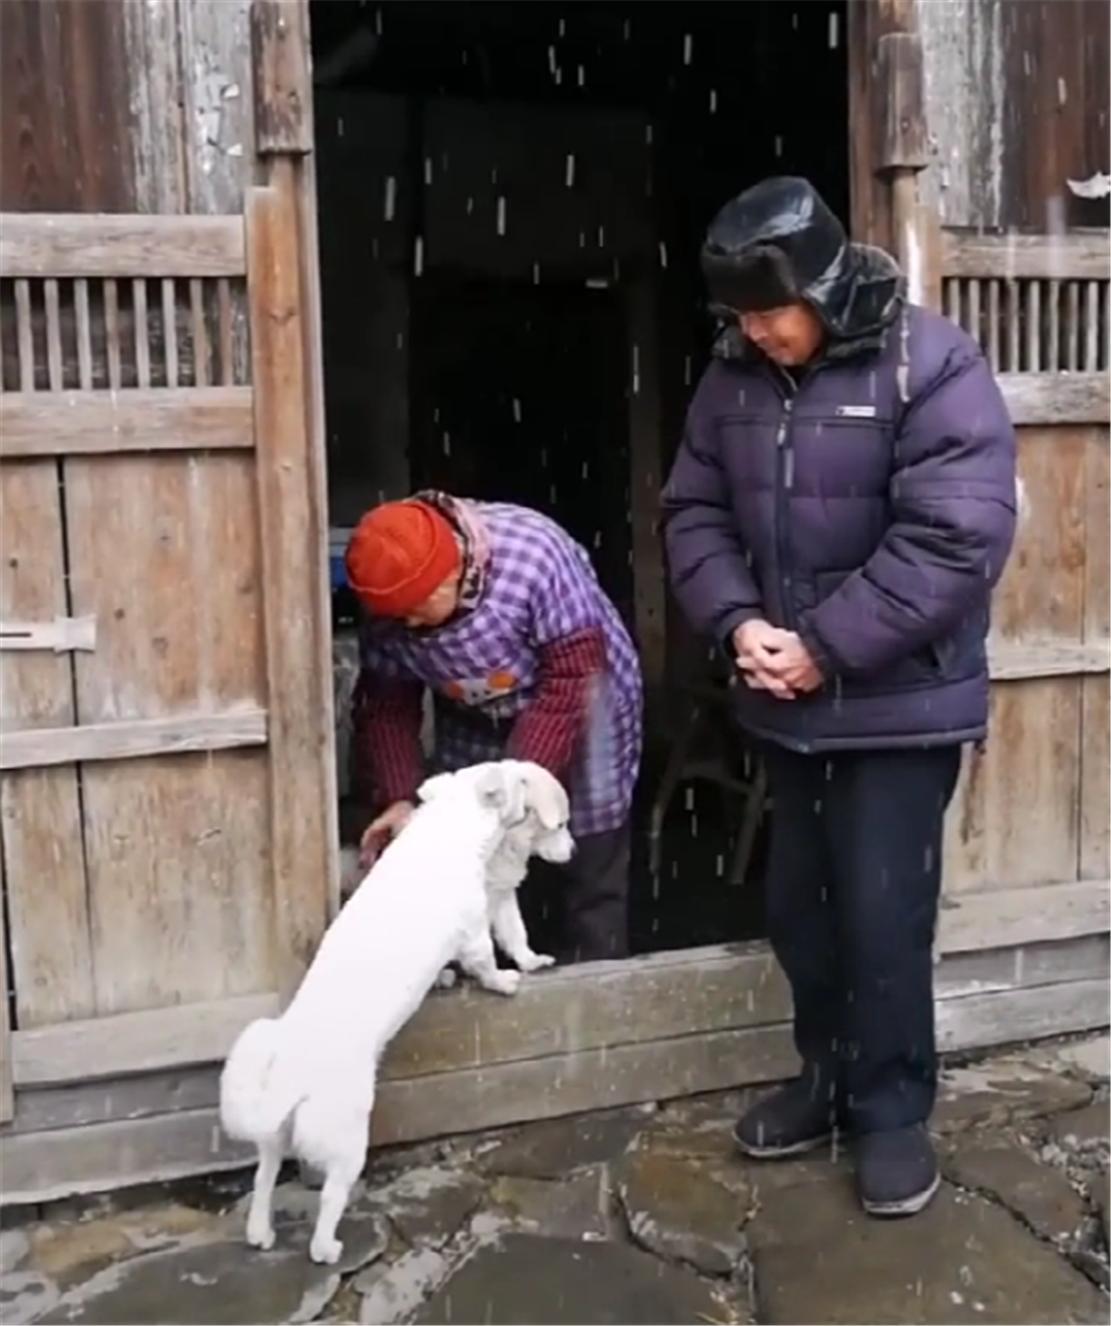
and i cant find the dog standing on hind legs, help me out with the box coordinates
[219,759,573,1264]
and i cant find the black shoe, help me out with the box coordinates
[857,1124,940,1216]
[733,1076,839,1159]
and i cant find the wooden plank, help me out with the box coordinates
[0,1107,255,1206]
[162,279,179,387]
[189,278,208,386]
[1002,371,1111,421]
[43,278,63,390]
[14,277,33,390]
[7,960,1107,1203]
[877,31,929,171]
[0,214,247,278]
[0,710,268,771]
[0,616,96,653]
[0,462,94,1028]
[13,879,1107,1091]
[0,845,12,1122]
[248,175,334,991]
[132,278,150,388]
[935,977,1109,1054]
[63,447,271,1016]
[103,278,121,390]
[0,386,255,458]
[937,877,1109,952]
[73,278,92,389]
[8,1066,223,1137]
[1081,427,1110,879]
[988,639,1110,680]
[993,425,1087,640]
[251,0,313,155]
[13,992,280,1088]
[941,229,1110,280]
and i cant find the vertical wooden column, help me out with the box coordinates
[876,30,941,310]
[249,0,339,991]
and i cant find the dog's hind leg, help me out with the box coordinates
[309,1120,368,1266]
[245,1133,283,1250]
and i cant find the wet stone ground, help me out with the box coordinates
[2,1034,1108,1325]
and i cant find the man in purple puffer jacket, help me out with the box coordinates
[663,178,1016,1217]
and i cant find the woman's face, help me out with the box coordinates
[739,302,825,367]
[403,570,462,629]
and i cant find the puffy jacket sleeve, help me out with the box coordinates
[798,343,1017,678]
[662,367,764,647]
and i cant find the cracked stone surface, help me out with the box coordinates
[1037,1035,1110,1085]
[35,1240,343,1326]
[614,1149,749,1274]
[477,1106,651,1179]
[932,1057,1092,1134]
[747,1181,1108,1324]
[1046,1103,1110,1161]
[410,1235,730,1325]
[4,1038,1110,1326]
[489,1169,609,1239]
[943,1139,1089,1244]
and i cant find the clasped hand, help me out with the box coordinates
[731,619,823,700]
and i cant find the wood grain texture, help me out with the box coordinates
[998,374,1110,426]
[247,175,333,990]
[0,461,94,1027]
[251,0,313,155]
[0,386,255,458]
[942,230,1110,280]
[0,214,246,279]
[1080,427,1110,879]
[0,710,267,771]
[0,847,12,1121]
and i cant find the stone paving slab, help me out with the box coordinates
[409,1234,731,1325]
[476,1106,653,1179]
[933,1057,1092,1134]
[613,1148,749,1275]
[747,1180,1108,1325]
[942,1138,1089,1244]
[1047,1103,1111,1161]
[488,1169,610,1239]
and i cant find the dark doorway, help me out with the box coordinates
[311,0,850,954]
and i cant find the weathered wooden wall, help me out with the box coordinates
[916,0,1110,230]
[1,0,255,216]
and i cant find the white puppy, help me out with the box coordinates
[219,759,572,1265]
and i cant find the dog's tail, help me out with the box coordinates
[219,1017,300,1142]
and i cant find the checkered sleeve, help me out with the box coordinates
[353,626,424,807]
[506,627,607,778]
[522,521,603,645]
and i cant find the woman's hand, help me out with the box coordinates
[358,799,416,869]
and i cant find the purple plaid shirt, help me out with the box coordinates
[359,503,643,835]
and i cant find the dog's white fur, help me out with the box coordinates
[219,760,572,1264]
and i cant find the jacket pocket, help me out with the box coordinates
[813,569,942,685]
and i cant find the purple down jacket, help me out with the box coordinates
[662,305,1017,751]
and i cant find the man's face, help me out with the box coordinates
[403,570,462,629]
[739,302,825,367]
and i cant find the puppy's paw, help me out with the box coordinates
[482,969,522,997]
[518,951,556,973]
[246,1222,276,1252]
[309,1234,343,1265]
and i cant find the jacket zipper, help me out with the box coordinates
[773,379,797,631]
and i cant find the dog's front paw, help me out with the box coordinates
[309,1234,343,1265]
[518,951,556,973]
[483,969,522,996]
[246,1222,276,1252]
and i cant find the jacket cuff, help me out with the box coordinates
[718,606,764,658]
[796,615,841,680]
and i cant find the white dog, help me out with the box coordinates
[219,760,573,1265]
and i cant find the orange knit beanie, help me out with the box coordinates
[345,500,461,617]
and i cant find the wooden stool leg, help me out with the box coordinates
[728,760,768,886]
[648,702,703,878]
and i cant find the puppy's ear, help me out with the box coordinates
[417,772,454,804]
[527,767,568,830]
[476,763,526,822]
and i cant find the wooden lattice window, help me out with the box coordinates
[0,217,250,394]
[941,230,1109,374]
